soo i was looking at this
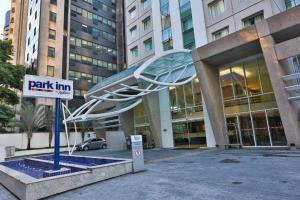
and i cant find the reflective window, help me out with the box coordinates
[48,29,56,40]
[220,56,287,146]
[285,0,300,9]
[129,7,137,19]
[144,38,153,53]
[160,0,173,51]
[143,17,151,31]
[48,47,55,57]
[142,0,150,10]
[243,12,264,27]
[209,0,225,18]
[130,46,138,59]
[179,0,195,49]
[47,65,54,77]
[49,11,56,22]
[212,27,228,40]
[130,26,137,38]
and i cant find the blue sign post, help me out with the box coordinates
[54,98,62,170]
[22,75,73,171]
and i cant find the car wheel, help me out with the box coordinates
[102,144,107,149]
[83,146,89,151]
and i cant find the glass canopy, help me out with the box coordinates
[64,49,196,124]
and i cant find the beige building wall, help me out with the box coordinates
[25,0,66,106]
[8,0,29,65]
[202,0,286,42]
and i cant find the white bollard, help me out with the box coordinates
[0,146,5,162]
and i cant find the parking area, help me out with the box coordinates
[1,148,300,200]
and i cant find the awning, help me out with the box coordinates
[64,49,196,124]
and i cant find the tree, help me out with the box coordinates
[45,106,54,148]
[0,40,25,129]
[17,101,46,150]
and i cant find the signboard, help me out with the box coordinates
[23,75,73,100]
[131,135,145,173]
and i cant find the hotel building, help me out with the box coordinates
[86,0,300,149]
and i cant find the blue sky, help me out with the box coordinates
[0,1,11,39]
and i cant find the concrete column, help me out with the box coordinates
[192,58,227,148]
[120,110,135,137]
[260,35,300,146]
[169,0,184,49]
[202,96,216,147]
[151,0,163,55]
[142,92,163,147]
[190,0,208,48]
[158,89,174,148]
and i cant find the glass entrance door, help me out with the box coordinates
[173,119,206,148]
[226,116,241,145]
[173,121,189,148]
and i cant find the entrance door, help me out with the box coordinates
[173,121,190,148]
[173,119,206,148]
[226,116,241,145]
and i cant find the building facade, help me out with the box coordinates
[3,11,10,41]
[7,0,29,65]
[116,0,300,148]
[24,0,124,109]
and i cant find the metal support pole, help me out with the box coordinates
[54,98,61,170]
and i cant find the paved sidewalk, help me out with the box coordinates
[1,149,300,200]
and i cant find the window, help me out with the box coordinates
[49,12,56,22]
[142,0,150,10]
[144,38,152,52]
[27,38,30,45]
[243,12,264,27]
[34,27,36,36]
[285,0,300,9]
[50,0,57,5]
[35,11,37,19]
[48,47,55,57]
[129,7,137,19]
[29,23,31,30]
[33,44,36,53]
[209,0,225,18]
[143,17,151,31]
[130,26,137,38]
[179,0,195,49]
[47,65,54,77]
[212,27,229,40]
[160,0,173,51]
[49,29,56,39]
[130,46,138,59]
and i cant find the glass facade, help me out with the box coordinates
[219,56,287,146]
[133,103,154,149]
[169,79,207,148]
[179,0,195,49]
[160,0,173,51]
[285,0,300,9]
[69,0,117,110]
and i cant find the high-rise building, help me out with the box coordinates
[24,0,125,109]
[3,11,10,40]
[85,0,300,148]
[8,0,29,65]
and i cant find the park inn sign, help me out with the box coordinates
[23,75,73,100]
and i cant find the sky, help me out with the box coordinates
[0,0,11,40]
